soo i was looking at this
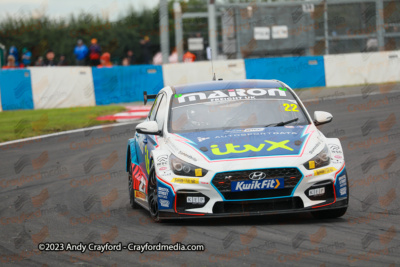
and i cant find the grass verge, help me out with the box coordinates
[0,105,126,142]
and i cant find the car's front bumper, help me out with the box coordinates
[156,164,348,219]
[159,198,348,219]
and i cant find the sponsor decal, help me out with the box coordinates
[330,157,343,164]
[156,155,168,167]
[339,175,346,186]
[158,187,169,199]
[283,103,299,112]
[159,167,167,171]
[175,88,288,104]
[334,155,343,159]
[309,161,315,169]
[144,146,150,175]
[211,140,293,156]
[195,168,202,177]
[159,170,172,177]
[340,187,347,196]
[172,178,199,184]
[336,174,348,197]
[313,167,337,176]
[244,128,264,132]
[328,144,342,154]
[197,137,210,142]
[249,171,266,181]
[306,174,313,178]
[159,199,170,207]
[309,142,321,154]
[178,151,197,161]
[156,182,174,210]
[201,181,209,184]
[231,178,284,192]
[138,176,146,193]
[187,196,205,204]
[220,131,296,137]
[134,190,146,200]
[309,187,325,196]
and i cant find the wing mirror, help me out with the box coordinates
[136,121,161,135]
[314,111,333,126]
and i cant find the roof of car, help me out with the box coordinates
[172,79,284,94]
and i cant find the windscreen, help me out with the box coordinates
[169,88,310,133]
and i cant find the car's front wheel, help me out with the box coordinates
[312,171,349,219]
[148,166,162,222]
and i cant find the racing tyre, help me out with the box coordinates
[148,165,162,222]
[312,171,349,219]
[128,157,140,209]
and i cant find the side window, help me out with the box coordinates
[155,95,168,130]
[149,95,162,121]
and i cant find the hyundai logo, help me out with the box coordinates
[249,172,266,180]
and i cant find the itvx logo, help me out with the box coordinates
[210,140,293,155]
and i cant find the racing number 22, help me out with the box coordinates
[283,103,299,112]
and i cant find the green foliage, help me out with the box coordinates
[0,105,126,142]
[0,6,160,65]
[0,0,212,65]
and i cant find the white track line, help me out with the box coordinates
[0,121,138,147]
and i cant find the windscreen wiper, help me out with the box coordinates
[265,118,299,127]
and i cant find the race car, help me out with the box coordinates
[126,80,348,222]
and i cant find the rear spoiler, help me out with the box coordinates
[143,91,157,105]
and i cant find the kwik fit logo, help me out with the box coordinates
[232,178,284,192]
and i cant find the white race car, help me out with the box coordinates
[126,80,348,222]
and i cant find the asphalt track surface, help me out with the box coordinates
[0,84,400,266]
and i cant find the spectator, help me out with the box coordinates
[9,46,19,65]
[89,38,101,66]
[58,55,67,66]
[35,57,44,66]
[74,39,88,66]
[126,50,136,65]
[21,48,32,66]
[140,36,151,64]
[2,55,18,69]
[183,51,196,62]
[152,52,162,65]
[169,47,178,63]
[366,38,378,52]
[122,58,129,66]
[97,52,112,68]
[44,50,56,66]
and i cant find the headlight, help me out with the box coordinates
[170,154,208,177]
[303,144,331,170]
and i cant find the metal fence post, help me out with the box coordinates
[160,0,169,64]
[235,7,242,59]
[174,1,183,62]
[376,0,385,51]
[324,0,329,55]
[208,0,218,60]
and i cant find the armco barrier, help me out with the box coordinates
[324,50,400,87]
[92,65,164,105]
[245,56,326,89]
[162,59,246,86]
[29,67,96,109]
[0,69,34,111]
